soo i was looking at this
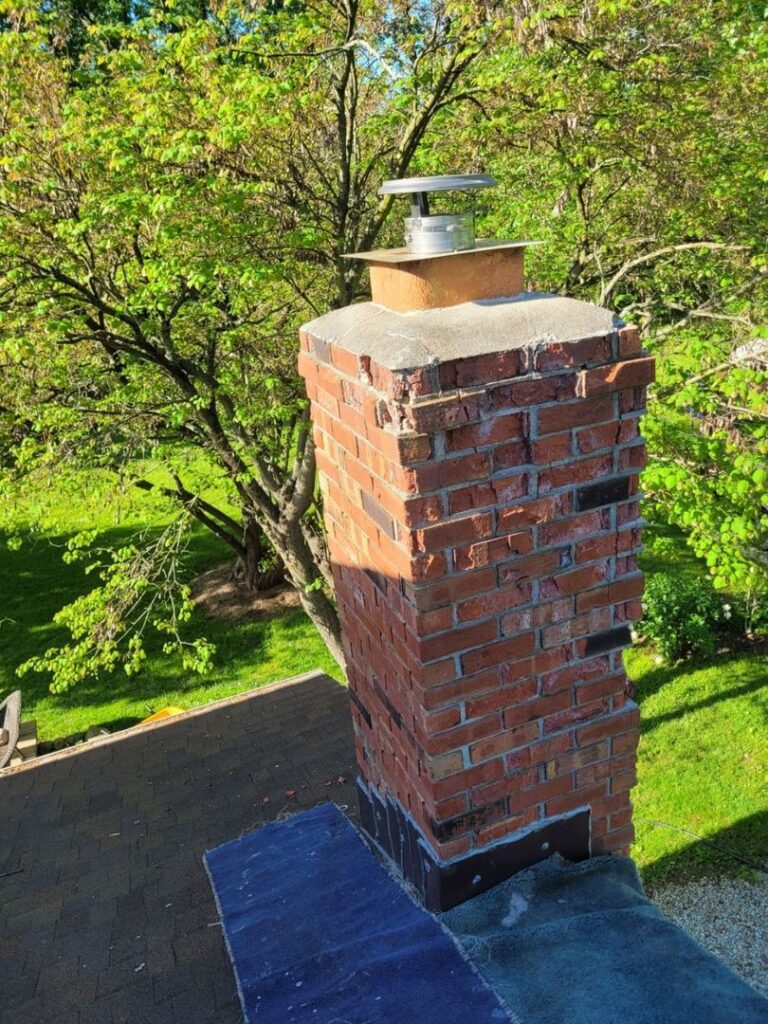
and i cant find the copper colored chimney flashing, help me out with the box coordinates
[351,241,531,312]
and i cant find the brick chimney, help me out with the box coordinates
[298,239,653,911]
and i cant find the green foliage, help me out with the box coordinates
[17,516,215,691]
[1,0,767,689]
[639,571,729,663]
[0,515,342,741]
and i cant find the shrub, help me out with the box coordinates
[640,573,730,662]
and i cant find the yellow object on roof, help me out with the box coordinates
[140,706,185,725]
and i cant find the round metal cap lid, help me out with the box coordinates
[379,173,496,195]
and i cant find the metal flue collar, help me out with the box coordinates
[379,174,497,255]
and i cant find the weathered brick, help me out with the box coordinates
[440,351,522,389]
[577,356,655,398]
[533,335,613,372]
[462,631,536,675]
[491,374,576,410]
[411,512,494,555]
[454,530,533,572]
[537,395,615,436]
[449,472,529,515]
[446,413,525,452]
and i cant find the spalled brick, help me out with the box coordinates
[577,357,655,398]
[299,301,649,877]
[537,394,616,437]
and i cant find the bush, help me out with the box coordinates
[640,573,731,662]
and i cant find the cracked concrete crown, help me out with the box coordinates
[302,292,620,372]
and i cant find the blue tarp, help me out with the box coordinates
[206,803,768,1024]
[204,802,510,1024]
[443,854,768,1024]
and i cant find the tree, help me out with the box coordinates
[426,0,768,625]
[0,0,502,682]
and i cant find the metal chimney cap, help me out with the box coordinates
[379,174,496,195]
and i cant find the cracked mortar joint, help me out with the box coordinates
[302,292,621,372]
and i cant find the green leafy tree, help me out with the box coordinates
[427,0,768,624]
[0,0,500,683]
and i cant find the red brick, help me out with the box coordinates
[405,567,496,612]
[538,509,610,547]
[407,452,489,494]
[454,530,533,572]
[457,582,533,623]
[545,740,611,778]
[616,499,641,526]
[475,808,542,847]
[329,344,365,378]
[470,722,540,764]
[575,420,641,455]
[493,441,530,471]
[465,678,539,719]
[546,781,609,816]
[543,697,610,735]
[491,374,576,410]
[575,572,644,612]
[449,473,529,515]
[619,443,648,472]
[440,351,522,389]
[499,607,534,636]
[531,598,575,628]
[498,493,571,531]
[419,620,498,663]
[446,413,525,452]
[405,394,482,432]
[411,513,494,555]
[528,729,577,770]
[503,691,571,730]
[497,549,562,587]
[612,730,640,756]
[509,773,573,813]
[577,357,655,398]
[462,631,536,675]
[416,704,462,736]
[538,452,613,493]
[575,672,626,705]
[575,528,640,563]
[592,824,634,854]
[618,325,642,358]
[420,713,502,758]
[429,757,505,801]
[418,669,499,711]
[533,335,613,372]
[531,433,573,464]
[577,705,639,746]
[537,395,615,435]
[540,561,610,599]
[619,387,647,414]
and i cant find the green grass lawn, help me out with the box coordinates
[627,642,767,888]
[1,481,765,887]
[0,469,341,740]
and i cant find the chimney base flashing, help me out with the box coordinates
[357,779,591,912]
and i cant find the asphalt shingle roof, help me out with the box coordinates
[0,670,356,1024]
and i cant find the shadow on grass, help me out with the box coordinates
[640,809,768,890]
[0,524,296,713]
[639,664,768,734]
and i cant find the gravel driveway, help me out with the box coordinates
[651,876,768,997]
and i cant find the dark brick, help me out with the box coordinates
[584,626,633,656]
[576,476,632,511]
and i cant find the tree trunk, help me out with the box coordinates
[262,517,346,670]
[236,519,285,591]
